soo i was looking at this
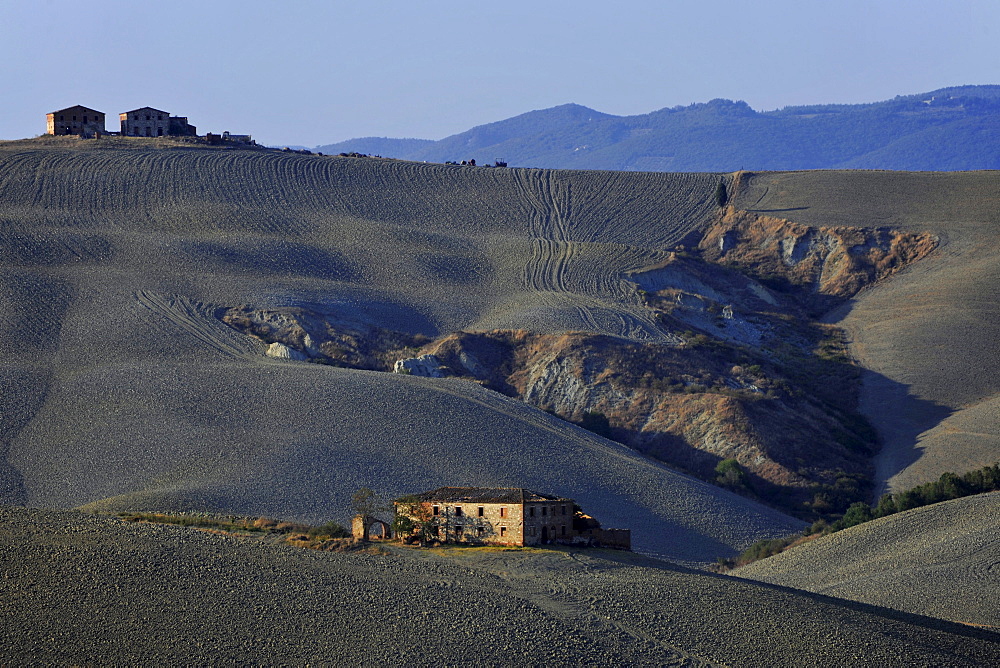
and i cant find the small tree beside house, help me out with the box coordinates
[392,494,435,546]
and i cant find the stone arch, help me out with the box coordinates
[352,514,392,541]
[367,520,391,540]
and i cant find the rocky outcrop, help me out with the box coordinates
[393,355,446,378]
[417,329,873,512]
[697,208,938,311]
[265,342,308,361]
[221,306,428,369]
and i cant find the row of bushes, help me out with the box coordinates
[720,463,1000,569]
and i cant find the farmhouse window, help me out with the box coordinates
[500,526,506,537]
[433,505,439,516]
[455,525,464,538]
[561,525,566,535]
[529,507,535,517]
[542,507,547,516]
[500,507,506,518]
[562,505,566,515]
[477,506,484,517]
[477,527,485,537]
[72,116,76,121]
[455,506,463,517]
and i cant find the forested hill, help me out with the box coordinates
[316,85,1000,171]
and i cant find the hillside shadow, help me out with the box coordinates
[861,368,954,497]
[557,549,1000,642]
[281,296,441,337]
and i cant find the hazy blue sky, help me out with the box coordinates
[2,0,997,146]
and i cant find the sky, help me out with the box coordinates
[1,0,997,147]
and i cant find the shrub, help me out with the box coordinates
[714,180,728,207]
[307,521,350,539]
[830,502,873,531]
[715,458,748,490]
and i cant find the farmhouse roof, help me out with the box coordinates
[407,487,571,504]
[48,105,103,115]
[122,106,170,115]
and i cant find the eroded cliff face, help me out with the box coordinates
[424,329,871,510]
[697,207,938,311]
[218,209,937,518]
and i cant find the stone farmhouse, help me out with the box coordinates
[119,107,196,137]
[44,105,252,141]
[46,105,106,137]
[394,487,631,550]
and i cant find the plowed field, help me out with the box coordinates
[735,492,1000,628]
[2,507,996,666]
[0,139,794,564]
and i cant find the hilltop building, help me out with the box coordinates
[120,107,170,137]
[119,107,197,137]
[395,487,630,549]
[169,116,198,137]
[46,105,106,137]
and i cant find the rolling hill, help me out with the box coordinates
[2,506,997,665]
[5,133,1000,664]
[317,85,1000,171]
[2,135,1000,568]
[734,492,1000,629]
[0,136,804,565]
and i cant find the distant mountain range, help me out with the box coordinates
[316,85,1000,171]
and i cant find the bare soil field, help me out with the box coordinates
[0,140,799,564]
[733,170,1000,494]
[734,492,1000,629]
[2,506,997,666]
[3,139,1000,662]
[3,139,1000,564]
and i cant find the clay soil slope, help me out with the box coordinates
[2,507,997,666]
[732,170,1000,495]
[734,492,1000,629]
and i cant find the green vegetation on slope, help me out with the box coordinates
[721,463,1000,569]
[733,492,1000,629]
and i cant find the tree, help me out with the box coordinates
[352,487,387,518]
[715,458,748,490]
[392,494,434,546]
[835,502,873,530]
[939,472,967,500]
[714,179,728,207]
[874,493,898,518]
